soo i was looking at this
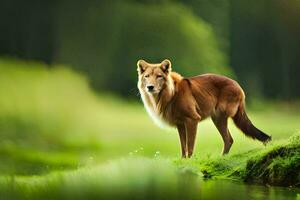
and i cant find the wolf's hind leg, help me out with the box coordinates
[211,113,233,155]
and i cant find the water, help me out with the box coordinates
[198,180,300,200]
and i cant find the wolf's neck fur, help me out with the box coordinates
[140,72,182,127]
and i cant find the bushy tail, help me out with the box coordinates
[232,102,271,144]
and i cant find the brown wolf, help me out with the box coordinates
[137,59,271,158]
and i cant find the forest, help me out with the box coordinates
[1,0,299,99]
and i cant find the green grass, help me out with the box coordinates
[0,158,202,200]
[0,58,299,199]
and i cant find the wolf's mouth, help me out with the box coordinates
[147,89,159,94]
[147,89,156,93]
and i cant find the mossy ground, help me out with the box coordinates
[175,134,300,187]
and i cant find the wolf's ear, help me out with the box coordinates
[161,59,172,74]
[137,59,147,74]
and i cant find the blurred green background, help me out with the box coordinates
[0,0,299,199]
[1,0,299,99]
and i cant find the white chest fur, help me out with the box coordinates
[140,92,168,128]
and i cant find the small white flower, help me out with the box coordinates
[154,151,161,157]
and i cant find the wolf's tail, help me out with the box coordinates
[232,102,271,144]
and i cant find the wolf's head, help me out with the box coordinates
[137,59,172,95]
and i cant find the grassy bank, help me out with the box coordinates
[0,138,299,200]
[176,134,300,187]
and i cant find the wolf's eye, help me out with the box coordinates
[157,75,163,78]
[145,74,150,78]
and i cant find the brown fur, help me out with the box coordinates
[137,59,271,158]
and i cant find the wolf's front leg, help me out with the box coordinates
[177,124,187,158]
[185,119,199,158]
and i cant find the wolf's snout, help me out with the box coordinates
[147,85,154,92]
